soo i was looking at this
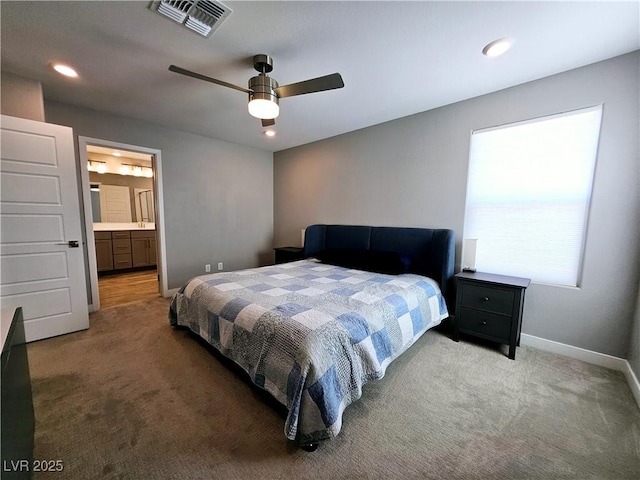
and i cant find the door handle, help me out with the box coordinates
[57,240,80,248]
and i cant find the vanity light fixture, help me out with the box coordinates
[112,151,122,157]
[87,160,107,174]
[52,63,79,78]
[120,163,153,178]
[482,38,512,57]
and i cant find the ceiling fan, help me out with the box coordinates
[169,54,344,127]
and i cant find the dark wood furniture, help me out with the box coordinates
[95,230,157,272]
[131,230,157,267]
[94,231,114,271]
[1,307,34,479]
[453,271,530,360]
[274,246,304,264]
[112,230,133,269]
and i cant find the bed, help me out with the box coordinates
[169,224,455,448]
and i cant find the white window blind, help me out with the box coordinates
[463,105,602,286]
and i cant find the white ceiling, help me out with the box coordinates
[1,1,638,153]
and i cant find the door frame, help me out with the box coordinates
[78,136,168,311]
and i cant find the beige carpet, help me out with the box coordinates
[28,296,640,479]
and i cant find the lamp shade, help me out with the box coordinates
[462,238,478,272]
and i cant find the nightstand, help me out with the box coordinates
[274,246,304,264]
[453,271,530,360]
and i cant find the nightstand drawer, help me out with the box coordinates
[459,307,511,340]
[454,271,530,360]
[460,284,514,315]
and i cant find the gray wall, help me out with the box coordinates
[1,71,45,121]
[274,52,640,359]
[45,101,274,290]
[631,125,640,379]
[631,289,640,381]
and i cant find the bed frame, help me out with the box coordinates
[303,224,455,295]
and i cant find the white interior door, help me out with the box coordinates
[0,115,89,342]
[99,184,132,222]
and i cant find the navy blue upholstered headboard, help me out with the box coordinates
[303,224,455,295]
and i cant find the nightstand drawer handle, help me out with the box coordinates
[482,321,488,325]
[483,296,490,302]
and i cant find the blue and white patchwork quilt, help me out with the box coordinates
[169,259,448,445]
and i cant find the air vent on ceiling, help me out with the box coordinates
[151,0,232,37]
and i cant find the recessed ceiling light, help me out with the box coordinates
[264,130,276,137]
[52,63,79,78]
[482,38,512,57]
[112,151,122,157]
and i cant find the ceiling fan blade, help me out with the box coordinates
[261,118,275,127]
[275,73,344,98]
[168,65,252,94]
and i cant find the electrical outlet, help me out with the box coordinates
[217,262,224,271]
[205,264,211,273]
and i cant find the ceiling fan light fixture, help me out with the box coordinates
[248,98,279,120]
[169,53,344,127]
[248,73,279,119]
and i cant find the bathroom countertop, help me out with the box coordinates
[93,223,155,231]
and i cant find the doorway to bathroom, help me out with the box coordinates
[78,137,167,310]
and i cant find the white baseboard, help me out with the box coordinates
[520,334,627,370]
[164,287,179,297]
[622,361,640,409]
[520,333,640,409]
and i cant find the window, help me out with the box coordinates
[463,105,602,286]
